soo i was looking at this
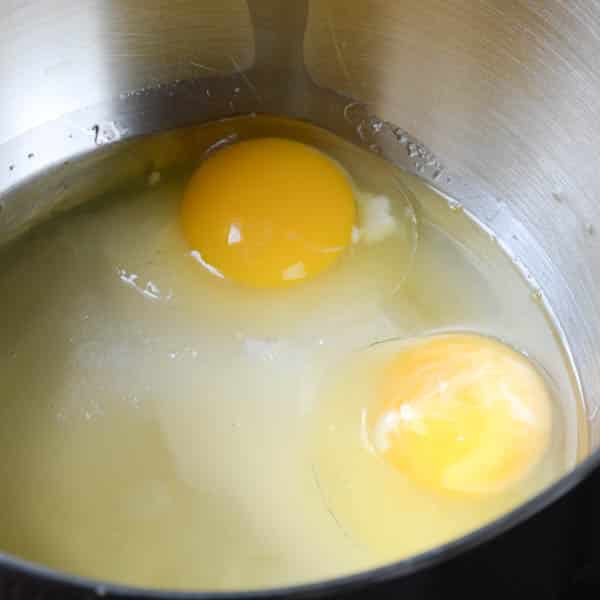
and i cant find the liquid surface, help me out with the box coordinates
[0,116,580,590]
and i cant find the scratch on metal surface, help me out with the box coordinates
[230,56,262,103]
[111,31,156,39]
[327,9,353,95]
[110,52,153,59]
[190,61,222,74]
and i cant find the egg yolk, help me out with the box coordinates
[373,334,552,495]
[181,138,356,288]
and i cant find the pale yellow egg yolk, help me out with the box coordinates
[373,334,552,495]
[181,138,356,289]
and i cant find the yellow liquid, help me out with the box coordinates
[0,116,582,590]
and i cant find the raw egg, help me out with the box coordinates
[372,334,552,495]
[181,138,357,288]
[173,133,417,341]
[313,332,558,561]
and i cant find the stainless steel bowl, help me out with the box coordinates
[1,1,600,597]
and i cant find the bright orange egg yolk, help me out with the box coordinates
[373,334,552,495]
[181,138,356,289]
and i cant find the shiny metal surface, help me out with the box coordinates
[1,0,600,594]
